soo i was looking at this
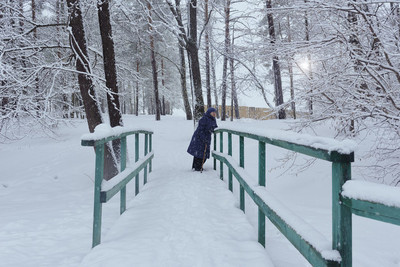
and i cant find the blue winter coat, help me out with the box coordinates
[187,109,218,159]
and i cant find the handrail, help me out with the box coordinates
[81,129,153,146]
[82,127,154,248]
[341,180,400,226]
[212,127,356,267]
[215,127,355,162]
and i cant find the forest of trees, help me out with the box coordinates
[1,0,399,183]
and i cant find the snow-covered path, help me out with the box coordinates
[2,115,400,267]
[81,116,273,267]
[81,170,273,267]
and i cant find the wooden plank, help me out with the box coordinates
[228,133,233,192]
[220,132,223,180]
[92,144,104,248]
[214,129,354,163]
[100,153,154,203]
[332,162,352,267]
[239,136,245,212]
[240,186,245,212]
[135,133,139,196]
[258,141,266,247]
[342,197,400,226]
[149,134,153,173]
[144,134,149,185]
[213,133,217,170]
[120,137,127,215]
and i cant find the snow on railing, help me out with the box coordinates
[213,151,341,263]
[82,126,154,248]
[212,128,353,266]
[213,127,400,267]
[81,123,153,146]
[217,126,356,155]
[342,180,400,209]
[341,180,400,227]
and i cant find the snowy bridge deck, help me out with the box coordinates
[80,123,400,267]
[80,125,273,267]
[81,170,273,267]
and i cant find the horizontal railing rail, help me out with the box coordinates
[213,152,341,266]
[341,180,400,226]
[82,127,154,248]
[212,127,356,267]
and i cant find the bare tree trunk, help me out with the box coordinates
[98,0,123,169]
[221,0,231,121]
[67,0,117,180]
[166,0,202,121]
[211,41,219,118]
[56,0,69,118]
[147,2,161,121]
[288,62,296,119]
[392,3,400,38]
[287,14,296,119]
[18,0,24,29]
[347,0,367,135]
[187,0,204,122]
[0,5,7,114]
[266,0,286,119]
[204,0,212,109]
[31,0,40,107]
[178,42,192,120]
[162,96,166,115]
[230,28,239,119]
[97,0,122,128]
[142,87,146,114]
[161,58,166,116]
[67,0,102,131]
[304,0,313,115]
[173,1,192,120]
[135,61,139,116]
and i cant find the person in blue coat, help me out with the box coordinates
[187,107,218,171]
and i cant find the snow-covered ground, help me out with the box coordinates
[1,115,399,266]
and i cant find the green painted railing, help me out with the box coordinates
[213,128,400,266]
[82,129,154,248]
[213,128,354,267]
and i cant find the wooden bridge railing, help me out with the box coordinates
[212,127,399,267]
[82,127,154,248]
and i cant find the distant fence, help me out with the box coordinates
[208,105,304,120]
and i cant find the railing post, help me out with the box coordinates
[144,134,148,185]
[135,133,139,195]
[149,134,153,173]
[213,132,217,170]
[228,132,233,192]
[258,141,266,247]
[332,162,352,267]
[239,136,245,212]
[92,144,104,248]
[120,137,127,215]
[219,132,224,180]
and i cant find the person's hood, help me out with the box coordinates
[205,107,217,116]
